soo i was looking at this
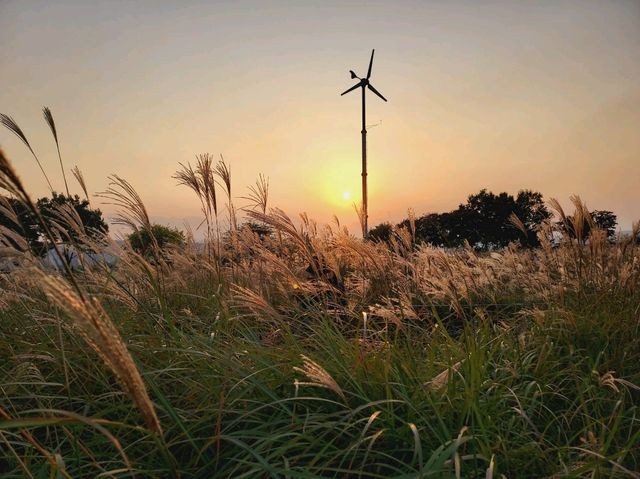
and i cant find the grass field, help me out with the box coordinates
[1,149,639,478]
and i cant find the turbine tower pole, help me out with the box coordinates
[361,84,368,239]
[340,49,386,240]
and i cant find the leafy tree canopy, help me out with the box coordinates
[370,189,552,250]
[368,222,393,243]
[240,221,274,239]
[591,210,617,238]
[128,224,185,257]
[0,193,108,255]
[560,209,618,243]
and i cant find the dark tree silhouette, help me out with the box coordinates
[414,213,448,247]
[436,189,549,249]
[0,194,108,255]
[241,221,274,239]
[128,224,185,257]
[368,222,393,243]
[0,197,39,251]
[561,210,618,243]
[369,189,551,250]
[38,193,108,242]
[513,190,552,246]
[461,190,518,248]
[591,210,617,238]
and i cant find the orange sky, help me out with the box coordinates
[1,1,639,236]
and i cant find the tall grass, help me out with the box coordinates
[0,112,638,477]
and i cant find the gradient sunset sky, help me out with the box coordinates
[1,0,638,235]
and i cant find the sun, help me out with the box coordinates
[342,191,352,201]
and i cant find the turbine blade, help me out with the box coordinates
[341,83,361,96]
[366,49,375,79]
[367,83,387,102]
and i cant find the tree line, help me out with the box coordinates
[369,189,619,249]
[0,193,185,258]
[0,188,624,258]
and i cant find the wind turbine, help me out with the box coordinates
[341,49,387,239]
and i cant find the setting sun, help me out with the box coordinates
[342,191,351,201]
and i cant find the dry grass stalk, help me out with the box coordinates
[509,213,527,237]
[0,197,29,252]
[0,406,73,479]
[231,283,283,321]
[42,107,70,196]
[425,361,462,393]
[0,148,82,287]
[0,114,54,192]
[236,194,637,318]
[71,166,89,202]
[242,173,269,214]
[174,153,218,225]
[294,354,346,402]
[37,271,162,434]
[97,175,166,264]
[47,201,88,243]
[353,201,365,237]
[215,155,236,231]
[247,208,315,263]
[97,175,152,233]
[174,153,222,262]
[0,148,160,433]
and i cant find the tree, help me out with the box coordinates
[0,197,38,251]
[591,210,617,239]
[411,211,468,247]
[368,222,393,243]
[414,213,447,246]
[128,224,185,257]
[461,190,518,249]
[38,193,108,243]
[371,189,551,250]
[436,189,551,249]
[561,210,618,243]
[0,193,108,255]
[240,221,273,239]
[513,190,552,247]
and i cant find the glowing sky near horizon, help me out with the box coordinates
[1,0,639,236]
